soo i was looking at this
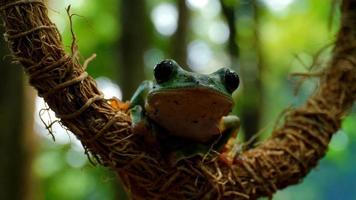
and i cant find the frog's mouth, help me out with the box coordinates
[145,87,233,143]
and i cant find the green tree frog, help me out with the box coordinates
[129,59,240,164]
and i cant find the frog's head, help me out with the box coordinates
[145,59,240,142]
[152,59,239,96]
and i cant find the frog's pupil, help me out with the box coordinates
[224,69,239,93]
[154,60,174,83]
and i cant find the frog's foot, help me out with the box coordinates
[217,115,241,165]
[212,115,240,152]
[219,140,242,165]
[130,105,158,145]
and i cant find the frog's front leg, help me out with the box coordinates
[218,115,241,165]
[129,81,154,136]
[130,80,153,109]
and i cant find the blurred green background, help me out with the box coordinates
[1,0,355,199]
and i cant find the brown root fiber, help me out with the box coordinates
[1,0,355,199]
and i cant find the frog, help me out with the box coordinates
[129,59,240,164]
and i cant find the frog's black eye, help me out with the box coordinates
[154,60,176,83]
[224,69,239,93]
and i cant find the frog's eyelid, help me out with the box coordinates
[210,68,227,80]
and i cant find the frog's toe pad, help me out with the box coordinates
[221,115,240,130]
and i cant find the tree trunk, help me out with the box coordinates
[118,0,151,100]
[220,0,239,61]
[0,27,36,200]
[170,0,190,70]
[220,0,263,146]
[239,0,264,147]
[221,0,264,147]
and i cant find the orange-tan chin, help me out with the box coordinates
[145,88,233,143]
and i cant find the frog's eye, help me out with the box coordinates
[224,69,240,93]
[154,60,176,83]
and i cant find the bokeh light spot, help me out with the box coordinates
[151,3,178,36]
[188,40,212,72]
[66,147,87,168]
[330,130,349,152]
[186,0,209,10]
[34,151,63,178]
[202,0,221,19]
[64,0,85,8]
[35,97,72,145]
[262,0,294,12]
[208,21,230,44]
[95,77,123,100]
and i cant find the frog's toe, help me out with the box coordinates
[221,115,240,131]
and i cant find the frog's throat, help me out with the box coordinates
[145,88,234,142]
